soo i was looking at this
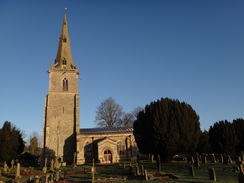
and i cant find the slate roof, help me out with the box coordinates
[80,127,133,134]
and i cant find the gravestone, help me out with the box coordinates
[189,166,195,176]
[194,156,200,167]
[219,154,223,163]
[3,162,9,174]
[211,154,216,163]
[50,159,54,172]
[157,155,161,171]
[224,155,232,164]
[240,151,244,161]
[54,157,59,170]
[91,167,95,183]
[239,163,243,174]
[55,171,60,181]
[135,166,140,175]
[149,154,154,163]
[42,158,47,173]
[144,169,148,180]
[72,152,77,168]
[228,156,233,164]
[15,163,21,179]
[208,168,216,181]
[140,164,144,176]
[187,156,194,164]
[29,174,34,182]
[45,174,50,183]
[201,154,207,164]
[50,173,54,183]
[35,177,39,183]
[11,160,14,169]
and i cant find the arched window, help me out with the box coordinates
[62,78,68,91]
[117,141,125,155]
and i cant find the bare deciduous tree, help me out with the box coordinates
[121,113,134,127]
[121,106,144,127]
[95,97,124,127]
[132,106,144,119]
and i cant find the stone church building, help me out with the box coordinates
[42,13,137,165]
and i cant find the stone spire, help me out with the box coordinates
[53,13,74,70]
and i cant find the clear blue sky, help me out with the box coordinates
[0,0,243,140]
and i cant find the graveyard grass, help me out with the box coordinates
[0,161,240,182]
[92,161,239,182]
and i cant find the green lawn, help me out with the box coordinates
[0,161,241,182]
[92,161,240,183]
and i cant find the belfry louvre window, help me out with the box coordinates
[62,59,67,67]
[62,78,68,91]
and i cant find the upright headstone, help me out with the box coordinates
[72,152,77,168]
[189,166,195,176]
[45,174,50,183]
[43,158,47,173]
[55,171,60,181]
[35,177,39,183]
[11,160,14,169]
[239,163,243,174]
[50,159,54,172]
[188,156,194,164]
[194,156,200,167]
[228,156,233,164]
[140,164,144,176]
[211,154,216,163]
[15,163,21,179]
[3,162,9,174]
[201,154,207,164]
[54,157,60,169]
[91,167,95,183]
[157,155,161,171]
[240,151,244,161]
[29,174,34,182]
[208,168,216,181]
[149,154,154,163]
[135,166,140,175]
[50,173,54,183]
[144,169,148,180]
[219,154,223,163]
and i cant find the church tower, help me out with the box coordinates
[42,13,80,164]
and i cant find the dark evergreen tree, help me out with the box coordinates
[133,98,201,162]
[232,118,244,153]
[209,120,238,156]
[0,121,25,163]
[197,130,211,153]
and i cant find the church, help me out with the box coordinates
[42,13,137,165]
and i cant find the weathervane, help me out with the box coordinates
[64,7,68,12]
